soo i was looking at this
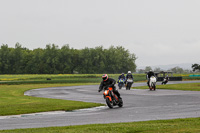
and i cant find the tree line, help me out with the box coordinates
[0,43,137,74]
[192,64,200,72]
[137,64,200,74]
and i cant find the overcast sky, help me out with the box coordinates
[0,0,200,67]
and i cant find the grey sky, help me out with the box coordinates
[0,0,200,67]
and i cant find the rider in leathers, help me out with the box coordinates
[125,71,134,84]
[118,73,125,81]
[98,74,122,99]
[125,71,133,81]
[146,70,155,87]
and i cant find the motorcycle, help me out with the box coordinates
[126,78,133,90]
[103,87,123,108]
[162,77,169,85]
[149,76,157,91]
[118,78,125,89]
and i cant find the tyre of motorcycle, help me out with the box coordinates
[149,76,156,91]
[150,82,156,91]
[153,83,156,90]
[106,97,113,108]
[126,82,132,90]
[118,83,123,89]
[118,99,123,107]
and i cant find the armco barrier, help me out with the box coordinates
[189,75,200,77]
[157,77,182,81]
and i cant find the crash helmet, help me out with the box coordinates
[128,71,131,74]
[102,74,108,81]
[121,73,124,75]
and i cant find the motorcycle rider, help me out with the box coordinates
[125,71,134,83]
[98,74,122,99]
[146,70,155,87]
[162,75,169,85]
[117,73,126,89]
[118,73,125,81]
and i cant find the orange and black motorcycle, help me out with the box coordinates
[102,87,123,108]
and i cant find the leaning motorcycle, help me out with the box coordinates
[126,78,133,90]
[118,78,125,89]
[149,76,157,90]
[103,87,123,108]
[162,78,169,85]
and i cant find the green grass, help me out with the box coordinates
[0,74,200,132]
[0,74,103,84]
[0,84,103,116]
[1,73,200,85]
[1,117,200,132]
[133,83,200,91]
[0,74,147,85]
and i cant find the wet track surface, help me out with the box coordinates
[1,81,200,130]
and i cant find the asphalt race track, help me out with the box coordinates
[1,81,200,130]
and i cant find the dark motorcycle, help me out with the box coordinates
[162,77,169,85]
[103,87,123,108]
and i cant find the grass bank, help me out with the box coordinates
[1,117,200,132]
[0,83,103,116]
[0,74,147,85]
[1,73,200,85]
[0,73,200,85]
[133,83,200,91]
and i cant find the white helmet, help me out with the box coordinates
[128,71,131,74]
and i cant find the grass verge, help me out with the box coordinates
[0,83,103,116]
[1,117,200,132]
[133,83,200,91]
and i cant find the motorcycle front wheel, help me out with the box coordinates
[118,99,123,107]
[118,83,123,89]
[126,83,131,90]
[106,97,113,108]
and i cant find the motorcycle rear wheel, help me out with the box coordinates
[153,84,156,90]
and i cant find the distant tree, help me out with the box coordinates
[93,46,106,73]
[192,63,200,72]
[145,66,152,72]
[103,46,136,74]
[70,48,80,74]
[137,69,145,74]
[170,66,184,73]
[59,44,73,74]
[27,48,45,74]
[154,67,162,72]
[43,44,60,74]
[0,44,137,74]
[183,69,192,73]
[10,43,26,74]
[78,47,93,73]
[0,44,11,74]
